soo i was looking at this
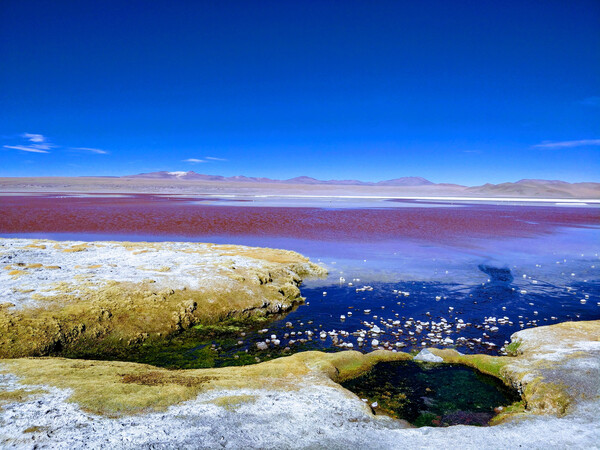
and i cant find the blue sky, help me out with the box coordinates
[1,0,598,184]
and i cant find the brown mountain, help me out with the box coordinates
[122,172,599,198]
[124,172,434,186]
[467,180,600,198]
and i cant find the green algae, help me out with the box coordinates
[505,341,522,356]
[192,324,244,333]
[341,361,521,427]
[53,315,312,369]
[0,350,410,416]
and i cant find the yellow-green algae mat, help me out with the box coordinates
[0,350,411,416]
[1,320,598,424]
[0,238,327,358]
[429,319,600,423]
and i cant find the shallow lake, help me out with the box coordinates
[1,194,599,366]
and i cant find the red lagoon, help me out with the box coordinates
[0,194,598,244]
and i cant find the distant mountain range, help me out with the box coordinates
[465,179,600,198]
[120,171,600,198]
[0,172,597,198]
[124,171,437,186]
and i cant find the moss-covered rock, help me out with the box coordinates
[0,238,327,359]
[429,320,600,421]
[0,350,410,416]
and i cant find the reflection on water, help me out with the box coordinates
[477,264,514,283]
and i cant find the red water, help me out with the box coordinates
[0,194,598,243]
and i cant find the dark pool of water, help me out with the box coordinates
[105,273,598,370]
[340,361,521,427]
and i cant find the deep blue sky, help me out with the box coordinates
[1,0,599,184]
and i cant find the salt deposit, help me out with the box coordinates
[0,238,325,311]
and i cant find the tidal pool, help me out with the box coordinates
[340,361,521,427]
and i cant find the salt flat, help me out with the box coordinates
[0,238,324,310]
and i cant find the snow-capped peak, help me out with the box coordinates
[167,171,190,177]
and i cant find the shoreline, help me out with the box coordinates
[0,238,326,358]
[0,237,598,447]
[1,320,598,448]
[1,191,599,204]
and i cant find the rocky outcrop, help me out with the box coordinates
[0,239,326,358]
[429,320,600,420]
[499,320,600,416]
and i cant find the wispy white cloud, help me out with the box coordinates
[3,145,50,154]
[4,133,53,153]
[579,96,600,107]
[3,132,111,156]
[184,156,227,163]
[22,133,46,143]
[533,139,600,149]
[72,147,109,155]
[205,156,227,161]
